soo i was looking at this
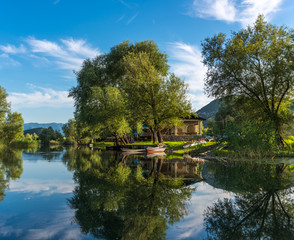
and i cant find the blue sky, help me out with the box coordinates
[1,0,293,123]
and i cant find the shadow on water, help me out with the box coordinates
[203,161,294,240]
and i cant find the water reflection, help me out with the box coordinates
[203,161,294,239]
[64,148,196,240]
[0,147,293,239]
[0,148,23,201]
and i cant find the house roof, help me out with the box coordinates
[181,114,206,121]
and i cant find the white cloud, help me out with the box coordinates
[26,37,100,70]
[168,42,212,110]
[0,37,99,72]
[8,86,74,109]
[191,0,283,26]
[0,44,26,54]
[61,38,99,58]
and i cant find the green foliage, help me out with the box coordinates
[2,112,24,144]
[202,15,294,146]
[69,40,192,144]
[123,51,191,142]
[39,127,63,146]
[62,119,77,144]
[0,85,25,145]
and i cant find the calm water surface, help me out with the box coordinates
[0,148,293,239]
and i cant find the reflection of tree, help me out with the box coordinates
[0,148,23,201]
[203,162,294,239]
[37,146,64,161]
[65,148,193,240]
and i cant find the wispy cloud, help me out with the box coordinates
[0,37,99,71]
[168,42,211,110]
[119,0,131,8]
[0,44,26,54]
[26,37,100,70]
[8,85,74,109]
[127,12,139,25]
[117,14,125,22]
[190,0,283,26]
[0,53,21,68]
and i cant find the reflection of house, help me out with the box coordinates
[141,159,204,183]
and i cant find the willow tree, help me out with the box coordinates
[123,52,191,143]
[70,40,191,144]
[202,15,294,146]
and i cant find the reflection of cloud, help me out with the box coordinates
[167,182,232,239]
[190,0,283,26]
[168,42,212,110]
[8,86,73,109]
[0,207,86,240]
[9,179,74,196]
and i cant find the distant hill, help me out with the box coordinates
[24,123,64,133]
[24,127,45,136]
[196,99,220,127]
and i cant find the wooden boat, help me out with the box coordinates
[183,140,207,149]
[183,142,197,149]
[146,152,166,158]
[146,146,166,153]
[121,148,146,154]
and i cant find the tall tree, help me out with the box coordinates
[123,52,191,143]
[62,118,77,143]
[70,40,191,144]
[2,112,24,144]
[0,86,10,124]
[201,15,294,146]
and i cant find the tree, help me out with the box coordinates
[201,15,294,146]
[39,127,63,145]
[62,119,77,143]
[2,112,24,144]
[123,52,191,143]
[0,86,10,125]
[70,40,191,144]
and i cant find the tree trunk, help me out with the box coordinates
[120,137,127,145]
[115,136,119,147]
[150,127,158,143]
[123,134,129,144]
[157,130,163,143]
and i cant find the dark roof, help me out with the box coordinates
[182,115,206,121]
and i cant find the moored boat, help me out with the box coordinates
[121,148,146,153]
[146,152,166,158]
